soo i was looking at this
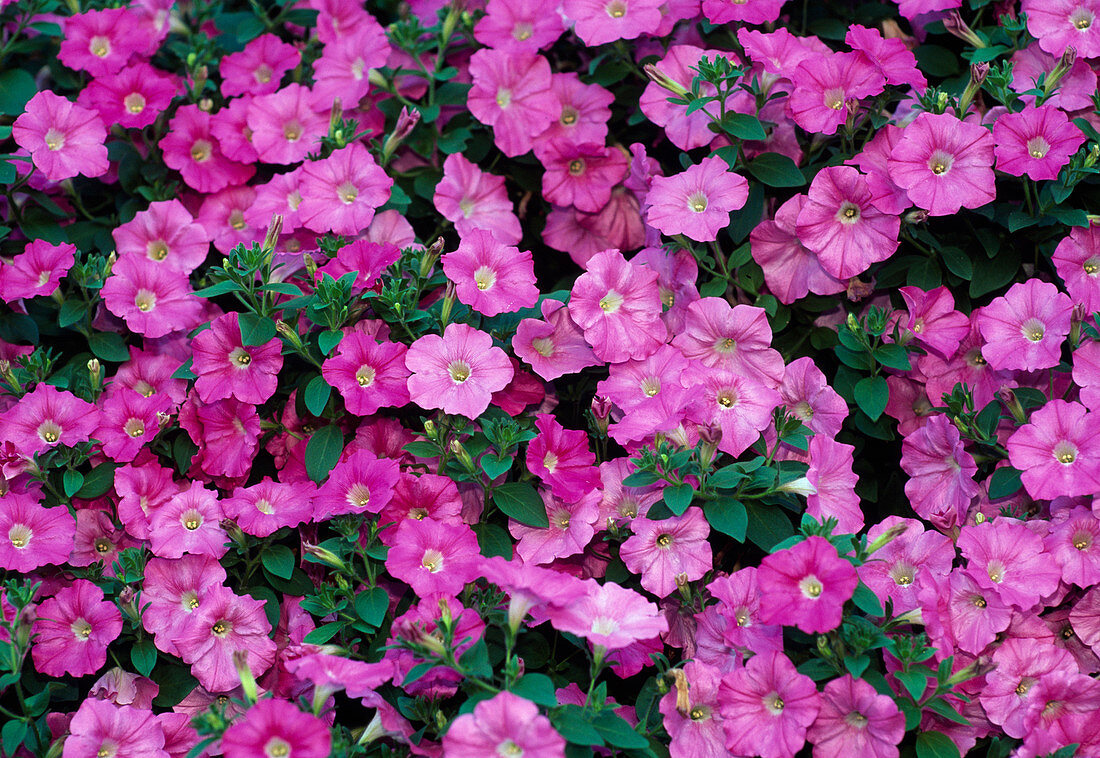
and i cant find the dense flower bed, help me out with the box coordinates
[2,0,1100,756]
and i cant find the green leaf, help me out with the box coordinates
[874,344,912,372]
[192,280,246,298]
[719,113,767,141]
[926,697,970,726]
[318,329,343,356]
[59,299,86,328]
[0,158,15,184]
[238,313,277,346]
[303,622,343,645]
[305,425,345,484]
[492,482,548,528]
[704,497,747,541]
[854,376,889,421]
[845,654,870,678]
[552,705,604,747]
[459,639,492,678]
[131,639,157,677]
[172,357,197,380]
[261,544,296,580]
[622,470,661,487]
[939,246,973,280]
[746,152,806,187]
[2,719,27,757]
[592,711,648,750]
[75,462,117,499]
[663,483,694,516]
[510,673,558,707]
[851,582,885,617]
[707,465,747,489]
[969,246,1020,298]
[480,455,513,480]
[89,332,130,363]
[744,502,795,551]
[916,731,961,758]
[895,668,930,701]
[63,470,84,497]
[914,45,960,77]
[0,69,36,115]
[304,375,332,416]
[987,466,1023,500]
[354,586,389,628]
[474,522,513,558]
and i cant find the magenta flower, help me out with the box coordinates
[61,699,167,758]
[58,7,154,76]
[569,249,665,364]
[219,33,301,97]
[807,675,905,758]
[0,239,76,302]
[538,72,614,147]
[526,413,600,504]
[148,482,228,560]
[857,517,952,614]
[1052,224,1100,315]
[900,414,979,532]
[780,357,848,437]
[298,142,393,235]
[513,299,601,380]
[640,46,740,151]
[0,382,97,457]
[1023,0,1100,59]
[444,691,565,758]
[179,395,262,479]
[223,477,314,538]
[314,449,400,519]
[509,488,600,565]
[1010,46,1098,112]
[0,493,75,573]
[538,141,628,213]
[561,0,662,46]
[192,312,284,405]
[316,239,401,291]
[313,25,390,105]
[645,156,749,242]
[983,637,1078,738]
[620,507,712,597]
[795,165,899,279]
[474,0,565,52]
[977,279,1073,372]
[806,436,863,535]
[958,519,1061,610]
[467,49,557,157]
[322,334,410,416]
[100,254,204,338]
[112,199,211,274]
[175,586,277,693]
[142,554,226,657]
[546,579,668,653]
[993,104,1086,181]
[247,83,328,165]
[671,298,785,387]
[1045,506,1100,588]
[750,195,846,304]
[78,62,178,129]
[919,570,1011,655]
[846,24,927,91]
[160,105,254,194]
[718,651,821,758]
[222,699,331,758]
[887,112,995,216]
[758,536,858,634]
[32,580,123,678]
[196,185,259,254]
[442,229,539,317]
[406,323,514,419]
[684,367,781,457]
[386,518,481,598]
[94,389,170,463]
[898,285,970,360]
[787,52,885,136]
[702,0,784,23]
[658,660,727,757]
[433,152,522,245]
[1009,400,1100,500]
[13,90,109,182]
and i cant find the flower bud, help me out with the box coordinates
[997,387,1026,424]
[233,650,259,704]
[776,476,817,497]
[643,63,690,98]
[302,542,348,571]
[943,11,986,48]
[87,359,101,388]
[667,668,691,715]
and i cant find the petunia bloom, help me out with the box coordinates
[442,229,539,316]
[13,90,109,182]
[645,156,749,242]
[405,323,514,418]
[443,691,565,758]
[757,536,858,634]
[192,312,284,405]
[977,279,1073,372]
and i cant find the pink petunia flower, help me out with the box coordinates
[405,323,514,419]
[787,52,885,136]
[32,580,123,678]
[1010,46,1098,111]
[385,518,481,598]
[467,49,557,157]
[546,579,668,653]
[142,554,226,657]
[1007,400,1100,501]
[977,279,1073,372]
[312,24,390,106]
[192,312,284,405]
[13,90,109,182]
[795,165,899,280]
[718,651,821,758]
[433,153,522,245]
[178,394,262,479]
[645,156,749,242]
[298,142,393,235]
[897,285,970,360]
[900,414,979,532]
[322,334,410,416]
[220,34,301,98]
[807,675,905,758]
[806,436,863,534]
[684,366,781,457]
[750,195,847,304]
[101,254,204,338]
[513,299,601,380]
[569,249,665,364]
[526,414,600,504]
[314,449,400,520]
[112,199,211,273]
[247,84,329,165]
[0,239,76,302]
[61,699,167,758]
[78,62,178,130]
[1052,224,1100,315]
[473,0,565,52]
[982,636,1078,738]
[443,691,565,758]
[148,482,228,560]
[538,141,628,213]
[94,389,170,463]
[671,297,785,387]
[658,660,727,756]
[887,111,995,216]
[59,7,155,76]
[536,72,613,148]
[175,586,277,693]
[757,536,858,634]
[223,477,315,538]
[562,0,663,46]
[620,507,712,597]
[919,570,1011,655]
[510,488,600,565]
[1045,506,1100,588]
[442,229,539,316]
[246,169,305,232]
[846,24,927,91]
[993,104,1086,181]
[1022,0,1100,59]
[0,382,97,457]
[210,97,260,164]
[0,493,76,573]
[160,105,255,193]
[780,357,848,437]
[196,185,260,254]
[221,699,331,758]
[858,516,953,614]
[958,519,1061,610]
[702,0,784,24]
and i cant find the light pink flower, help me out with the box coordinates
[406,323,514,418]
[0,493,76,573]
[646,156,749,242]
[298,143,392,235]
[467,49,557,157]
[322,334,410,416]
[620,507,712,597]
[993,104,1086,181]
[112,199,211,273]
[977,279,1073,372]
[719,651,821,758]
[562,0,663,46]
[546,579,668,652]
[222,699,331,758]
[13,90,109,182]
[32,580,123,678]
[807,675,905,758]
[444,691,565,758]
[219,34,301,97]
[385,518,481,597]
[442,229,539,316]
[1007,400,1100,501]
[433,153,522,245]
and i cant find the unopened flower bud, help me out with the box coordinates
[439,281,456,328]
[424,420,437,440]
[943,11,986,48]
[904,209,930,225]
[261,214,283,256]
[302,542,347,571]
[777,476,817,497]
[420,237,445,278]
[449,439,475,472]
[643,63,690,98]
[233,650,259,704]
[1045,47,1078,95]
[867,523,909,554]
[87,359,101,388]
